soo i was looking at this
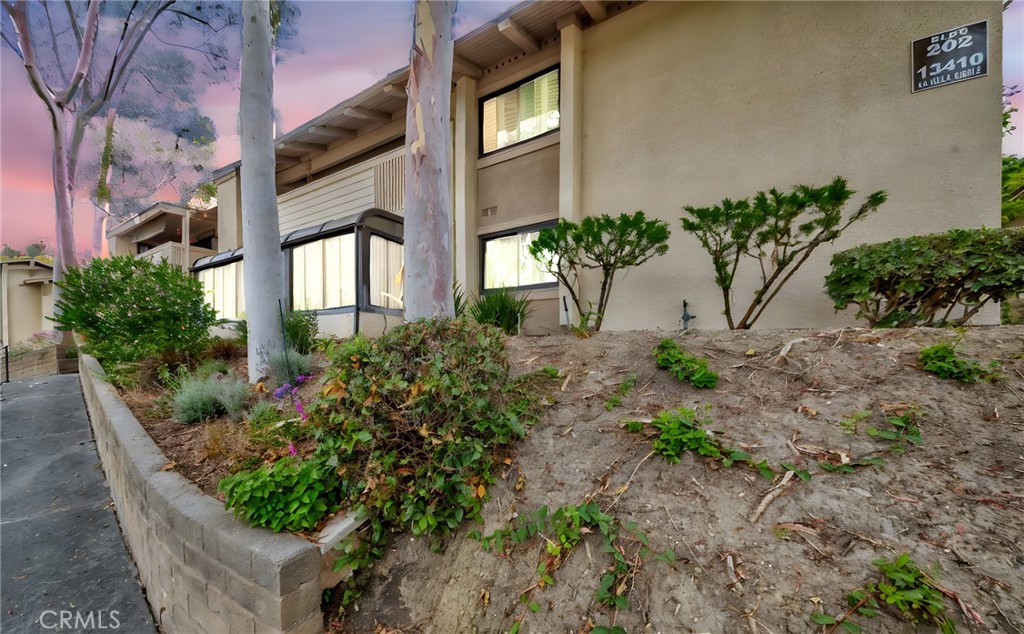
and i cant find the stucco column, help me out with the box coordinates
[558,16,583,326]
[454,75,480,297]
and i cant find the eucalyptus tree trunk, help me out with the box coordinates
[240,0,286,381]
[5,0,101,284]
[403,0,456,320]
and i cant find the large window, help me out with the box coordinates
[482,226,556,290]
[369,235,403,309]
[291,233,356,310]
[481,68,559,154]
[198,260,245,320]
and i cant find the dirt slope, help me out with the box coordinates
[340,327,1024,634]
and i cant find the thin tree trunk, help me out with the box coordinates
[403,0,456,320]
[240,0,286,382]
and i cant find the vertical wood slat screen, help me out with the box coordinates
[374,154,405,213]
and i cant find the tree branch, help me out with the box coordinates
[54,0,99,106]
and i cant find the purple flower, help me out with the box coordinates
[272,383,292,399]
[295,399,308,422]
[295,374,308,384]
[287,443,298,456]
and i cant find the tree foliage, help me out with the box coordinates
[825,227,1024,328]
[681,177,886,329]
[529,212,670,332]
[1003,155,1024,227]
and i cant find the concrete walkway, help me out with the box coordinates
[1,374,158,634]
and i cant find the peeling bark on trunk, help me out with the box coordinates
[240,0,286,382]
[403,0,456,320]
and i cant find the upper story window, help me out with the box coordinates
[481,68,559,155]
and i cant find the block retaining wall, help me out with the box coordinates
[79,355,324,634]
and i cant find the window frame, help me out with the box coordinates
[365,229,405,310]
[287,229,357,312]
[479,220,558,294]
[478,66,561,157]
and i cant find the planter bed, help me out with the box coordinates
[79,354,360,634]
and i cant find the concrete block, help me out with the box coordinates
[251,538,320,596]
[188,594,230,634]
[207,583,257,634]
[170,556,208,601]
[277,579,322,631]
[183,541,227,591]
[255,610,324,634]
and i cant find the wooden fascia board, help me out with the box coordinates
[276,118,406,186]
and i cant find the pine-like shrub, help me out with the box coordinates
[826,227,1024,327]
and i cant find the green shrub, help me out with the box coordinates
[655,339,718,388]
[235,310,319,355]
[53,256,216,370]
[174,376,225,424]
[195,359,229,380]
[267,348,312,386]
[206,337,244,360]
[468,288,532,334]
[219,458,342,532]
[247,400,282,427]
[826,227,1024,328]
[682,177,886,329]
[529,212,670,332]
[284,310,319,355]
[919,342,998,383]
[316,319,556,539]
[218,380,252,422]
[173,374,251,424]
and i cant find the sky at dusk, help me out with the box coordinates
[1,0,1022,256]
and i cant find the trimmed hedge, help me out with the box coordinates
[825,227,1024,327]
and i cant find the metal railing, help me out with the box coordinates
[1,345,9,384]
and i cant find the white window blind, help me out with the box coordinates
[482,69,559,154]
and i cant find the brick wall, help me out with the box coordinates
[79,355,324,634]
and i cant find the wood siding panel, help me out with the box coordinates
[278,170,375,234]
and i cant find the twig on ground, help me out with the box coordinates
[607,450,655,511]
[991,599,1022,634]
[748,470,795,523]
[725,552,743,594]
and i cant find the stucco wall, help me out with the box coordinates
[1,263,54,345]
[580,1,1002,330]
[477,140,560,234]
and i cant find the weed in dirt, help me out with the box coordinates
[603,372,637,411]
[817,456,886,474]
[474,501,658,634]
[654,339,718,388]
[812,553,963,634]
[919,339,999,384]
[838,410,872,434]
[867,409,923,448]
[628,408,776,479]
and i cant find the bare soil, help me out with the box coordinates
[335,326,1024,634]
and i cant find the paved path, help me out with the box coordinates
[1,374,158,634]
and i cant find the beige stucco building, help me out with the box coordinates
[206,0,1002,335]
[1,259,54,346]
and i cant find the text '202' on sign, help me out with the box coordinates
[912,21,987,93]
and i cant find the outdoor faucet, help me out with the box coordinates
[681,299,696,330]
